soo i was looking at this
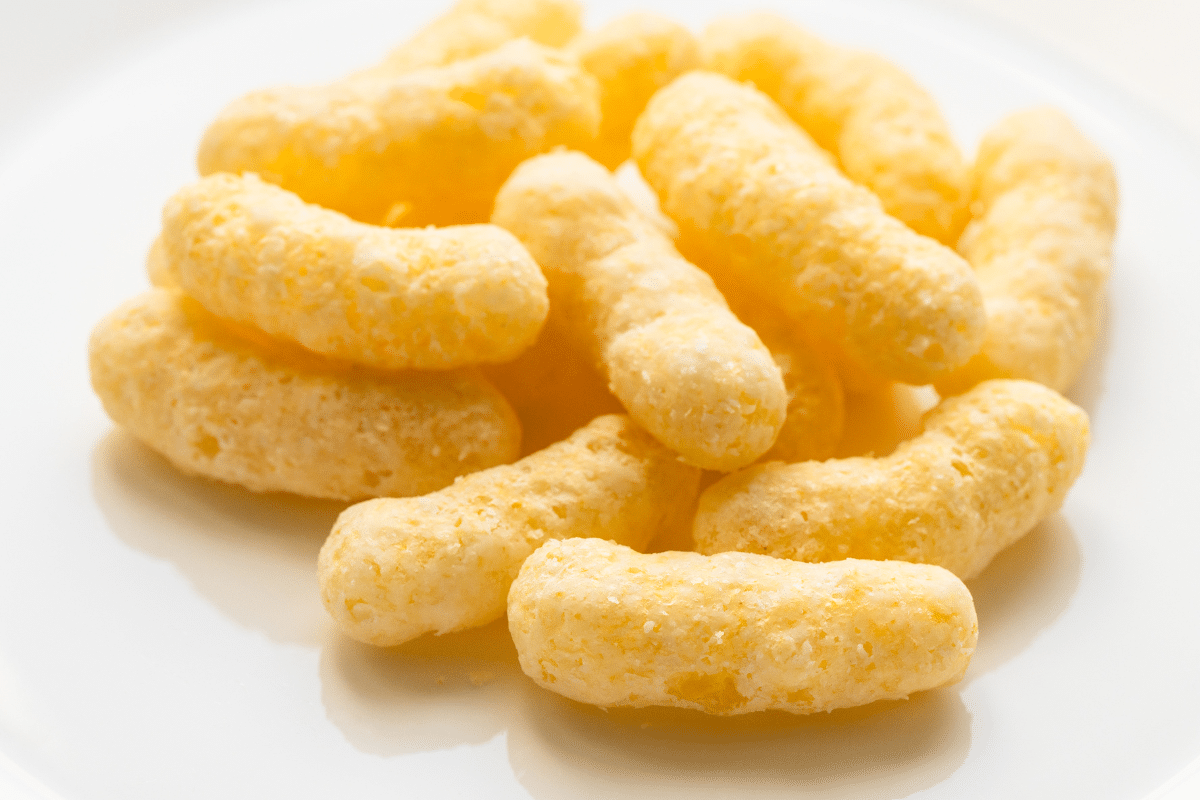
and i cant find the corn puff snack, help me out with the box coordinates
[694,380,1088,580]
[508,538,977,715]
[362,0,583,77]
[569,13,701,169]
[89,289,521,500]
[145,234,174,288]
[936,108,1118,395]
[197,39,600,226]
[702,13,970,242]
[318,414,701,646]
[161,173,548,371]
[633,72,985,387]
[492,150,788,471]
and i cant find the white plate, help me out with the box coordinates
[2,0,1199,797]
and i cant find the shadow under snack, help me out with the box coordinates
[90,429,341,647]
[509,682,972,800]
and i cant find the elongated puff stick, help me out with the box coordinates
[89,289,521,500]
[569,12,701,169]
[319,415,701,646]
[936,108,1118,395]
[198,39,599,226]
[633,72,985,386]
[702,12,970,243]
[508,538,977,715]
[162,173,548,371]
[694,380,1088,580]
[360,0,583,77]
[492,150,787,471]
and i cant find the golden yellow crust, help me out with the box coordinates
[569,13,701,169]
[89,289,521,500]
[633,72,985,386]
[318,415,701,646]
[702,13,970,242]
[936,108,1118,395]
[162,173,548,371]
[508,538,977,715]
[492,150,787,471]
[694,380,1089,579]
[197,39,599,226]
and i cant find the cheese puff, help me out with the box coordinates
[693,380,1088,580]
[702,13,970,243]
[492,150,787,471]
[161,173,548,371]
[936,108,1118,395]
[567,13,701,169]
[633,72,985,387]
[364,0,583,76]
[197,40,600,227]
[89,289,521,501]
[508,538,977,715]
[318,414,701,646]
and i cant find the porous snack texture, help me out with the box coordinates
[492,150,788,471]
[569,12,701,169]
[702,12,970,243]
[198,39,600,226]
[89,289,521,500]
[162,173,548,371]
[508,538,978,714]
[318,415,701,646]
[694,380,1089,579]
[633,72,985,387]
[937,108,1118,395]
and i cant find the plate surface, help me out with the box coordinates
[2,1,1199,798]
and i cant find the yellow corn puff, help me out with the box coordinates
[145,234,175,288]
[492,150,788,471]
[508,538,977,715]
[633,72,985,387]
[89,289,521,500]
[197,39,600,226]
[161,172,548,371]
[364,0,583,76]
[702,13,970,242]
[318,414,701,646]
[693,380,1088,580]
[936,108,1118,395]
[568,13,701,169]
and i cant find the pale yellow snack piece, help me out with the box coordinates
[508,538,977,715]
[145,234,175,288]
[936,108,1118,395]
[492,150,787,471]
[702,13,970,243]
[197,39,600,226]
[89,289,521,500]
[318,414,701,646]
[162,172,548,371]
[694,380,1089,580]
[633,72,985,386]
[569,13,701,169]
[363,0,583,76]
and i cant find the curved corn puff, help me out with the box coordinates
[702,13,970,242]
[161,173,548,371]
[569,13,701,169]
[508,538,977,715]
[363,0,583,76]
[197,39,600,226]
[492,150,788,471]
[145,234,175,288]
[633,72,985,386]
[693,380,1088,580]
[89,289,521,501]
[936,108,1118,395]
[318,414,701,646]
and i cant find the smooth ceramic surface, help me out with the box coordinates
[1,1,1199,797]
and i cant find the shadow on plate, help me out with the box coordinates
[90,429,341,646]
